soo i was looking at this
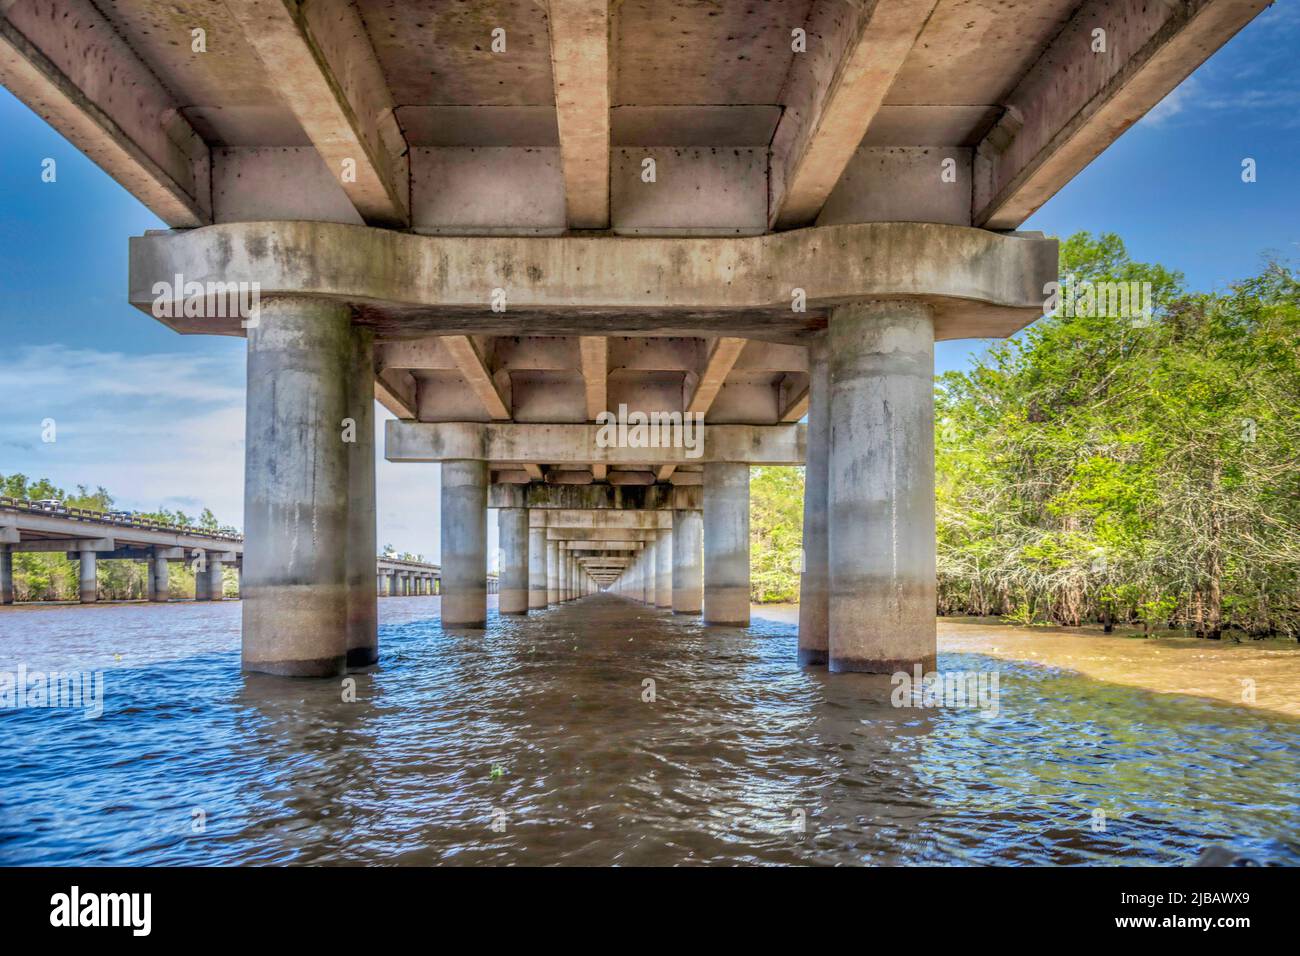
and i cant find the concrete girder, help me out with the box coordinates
[534,510,671,531]
[548,0,611,229]
[128,221,1057,342]
[769,0,939,229]
[15,537,114,553]
[973,0,1270,229]
[224,0,409,227]
[493,484,700,511]
[0,0,210,227]
[387,422,804,467]
[660,335,747,482]
[441,335,511,420]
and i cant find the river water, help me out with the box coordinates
[1,595,1297,866]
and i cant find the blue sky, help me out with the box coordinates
[1,2,1297,561]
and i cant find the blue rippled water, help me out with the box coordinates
[1,594,1297,865]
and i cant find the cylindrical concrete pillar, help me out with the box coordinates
[703,462,750,625]
[672,509,703,613]
[204,558,224,603]
[242,297,351,676]
[345,326,378,667]
[499,507,529,614]
[828,301,936,673]
[376,573,385,596]
[441,459,488,627]
[528,525,547,610]
[78,550,98,604]
[798,340,830,666]
[0,548,13,605]
[562,552,571,601]
[655,529,672,607]
[151,554,169,603]
[546,539,559,604]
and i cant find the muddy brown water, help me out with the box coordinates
[1,594,1297,865]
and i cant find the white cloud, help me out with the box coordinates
[0,343,459,562]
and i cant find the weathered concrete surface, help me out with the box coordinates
[345,326,379,666]
[242,297,352,676]
[77,549,96,604]
[199,557,224,602]
[827,301,936,674]
[528,524,548,610]
[0,548,12,605]
[655,529,672,608]
[441,460,487,627]
[547,538,560,605]
[671,508,702,614]
[387,421,805,466]
[703,463,749,626]
[498,507,528,614]
[798,341,830,666]
[128,221,1057,342]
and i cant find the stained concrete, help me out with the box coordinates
[703,463,749,626]
[827,301,937,673]
[242,297,352,676]
[441,460,488,627]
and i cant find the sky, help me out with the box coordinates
[1,3,1297,563]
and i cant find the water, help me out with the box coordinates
[1,595,1297,866]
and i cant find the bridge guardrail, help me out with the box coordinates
[0,497,243,543]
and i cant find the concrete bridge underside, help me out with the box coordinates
[0,0,1267,675]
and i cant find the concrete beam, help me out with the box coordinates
[661,335,746,481]
[579,336,608,420]
[777,375,810,423]
[225,0,409,227]
[535,510,671,531]
[973,0,1269,229]
[129,221,1058,342]
[375,369,417,419]
[769,0,938,229]
[547,0,611,228]
[442,335,511,420]
[388,421,805,466]
[491,483,700,511]
[19,537,114,553]
[0,0,210,227]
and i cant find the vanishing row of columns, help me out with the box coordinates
[237,296,937,676]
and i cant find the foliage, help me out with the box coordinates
[749,466,804,603]
[0,473,239,601]
[935,233,1300,638]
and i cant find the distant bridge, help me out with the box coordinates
[0,498,483,604]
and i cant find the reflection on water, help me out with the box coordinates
[1,595,1297,865]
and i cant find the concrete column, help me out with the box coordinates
[78,550,98,604]
[498,507,528,614]
[528,526,547,610]
[828,301,936,673]
[655,529,672,607]
[546,539,559,604]
[561,552,571,601]
[798,340,830,666]
[672,509,703,613]
[643,545,655,604]
[441,459,487,627]
[242,297,352,677]
[376,573,385,596]
[346,327,378,666]
[151,552,169,603]
[204,558,224,603]
[703,462,750,625]
[0,548,13,605]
